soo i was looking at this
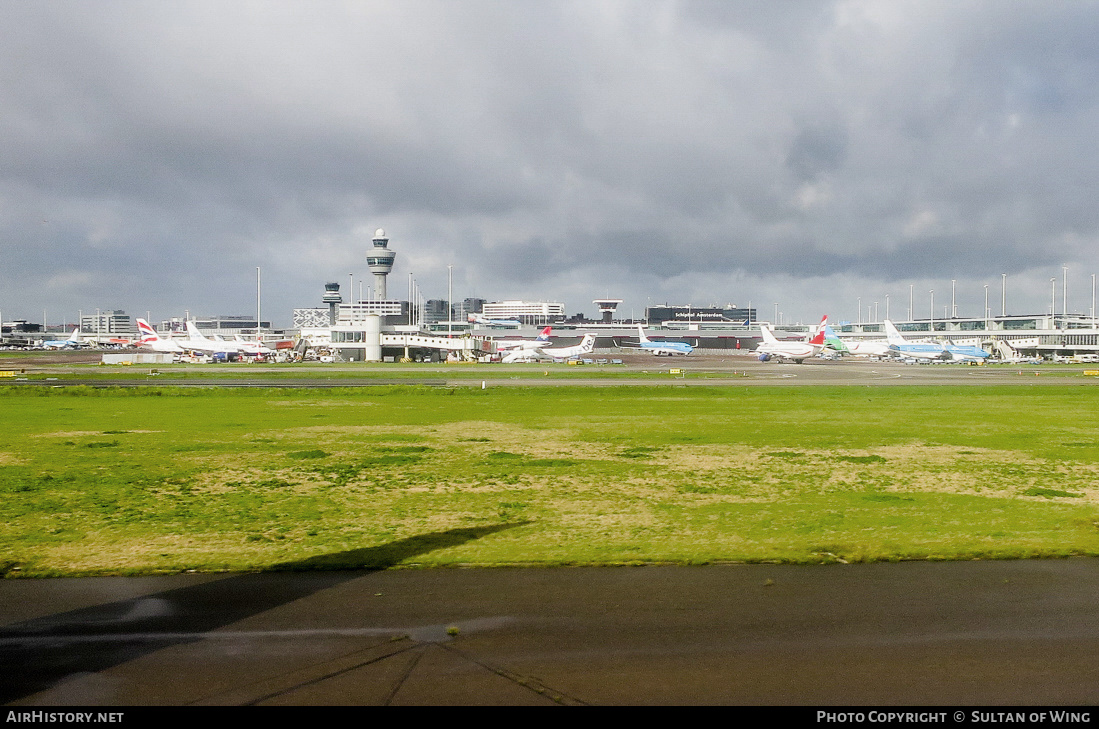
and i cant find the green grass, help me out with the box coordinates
[1,384,1098,576]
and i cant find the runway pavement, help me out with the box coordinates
[3,559,1099,706]
[5,355,1097,388]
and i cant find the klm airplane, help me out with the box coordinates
[883,320,949,360]
[630,325,694,356]
[942,340,992,362]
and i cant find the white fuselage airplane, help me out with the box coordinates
[539,333,597,360]
[185,321,272,356]
[136,319,185,353]
[469,313,522,328]
[824,325,892,358]
[756,316,828,363]
[497,327,553,363]
[504,333,597,362]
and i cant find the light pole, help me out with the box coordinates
[1092,273,1096,323]
[1063,264,1068,317]
[1001,273,1007,316]
[951,279,956,318]
[909,284,913,321]
[1050,278,1057,324]
[983,284,989,326]
[256,267,261,337]
[885,294,890,322]
[929,290,934,331]
[447,264,453,339]
[348,273,354,321]
[857,297,861,325]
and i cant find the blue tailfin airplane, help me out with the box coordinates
[42,328,88,349]
[627,325,694,356]
[883,320,949,360]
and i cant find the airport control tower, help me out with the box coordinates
[322,282,342,325]
[593,298,623,324]
[367,228,396,300]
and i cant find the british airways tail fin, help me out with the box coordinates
[136,318,160,341]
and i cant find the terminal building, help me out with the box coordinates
[481,300,565,325]
[645,305,757,326]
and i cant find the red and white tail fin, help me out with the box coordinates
[809,316,828,346]
[537,327,552,342]
[136,318,160,342]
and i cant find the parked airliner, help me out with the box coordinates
[504,333,597,362]
[185,321,272,356]
[623,325,694,356]
[136,319,184,353]
[942,339,992,362]
[824,324,892,358]
[498,327,555,363]
[42,328,89,349]
[756,316,828,363]
[883,320,949,360]
[469,313,522,328]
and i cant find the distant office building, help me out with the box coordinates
[482,300,565,324]
[6,320,40,333]
[337,300,406,323]
[425,299,450,324]
[191,316,270,332]
[451,297,486,322]
[81,310,136,338]
[645,305,757,325]
[157,315,270,337]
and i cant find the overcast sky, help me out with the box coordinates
[4,0,1099,327]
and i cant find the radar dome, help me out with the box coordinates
[374,228,385,238]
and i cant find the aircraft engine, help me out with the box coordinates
[758,353,771,362]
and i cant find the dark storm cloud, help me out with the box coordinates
[3,0,1099,324]
[786,122,849,180]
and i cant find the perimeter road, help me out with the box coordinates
[3,559,1098,705]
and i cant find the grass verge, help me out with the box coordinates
[1,384,1098,576]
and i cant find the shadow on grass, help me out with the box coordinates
[0,522,530,705]
[269,521,530,571]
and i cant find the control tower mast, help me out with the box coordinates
[322,282,342,325]
[593,298,623,324]
[367,228,396,300]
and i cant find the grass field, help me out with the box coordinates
[2,384,1098,576]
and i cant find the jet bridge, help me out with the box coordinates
[380,332,490,361]
[306,321,491,362]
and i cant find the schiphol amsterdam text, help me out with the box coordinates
[6,712,123,724]
[817,711,1090,724]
